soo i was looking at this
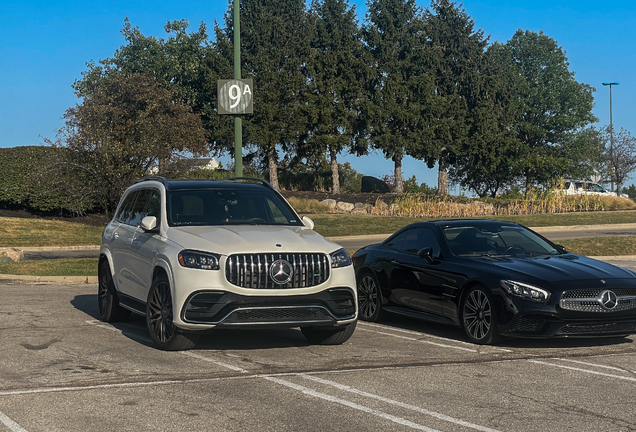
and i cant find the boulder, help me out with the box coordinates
[0,248,25,262]
[336,201,355,212]
[354,202,366,209]
[320,199,337,210]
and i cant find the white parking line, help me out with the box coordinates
[0,410,28,432]
[264,376,443,432]
[553,358,630,372]
[300,374,502,432]
[85,320,154,345]
[528,360,636,382]
[359,322,513,353]
[181,352,248,373]
[357,327,478,353]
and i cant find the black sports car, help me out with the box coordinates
[352,220,636,344]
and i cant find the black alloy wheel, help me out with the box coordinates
[357,272,384,322]
[462,286,500,345]
[98,260,130,322]
[146,274,199,351]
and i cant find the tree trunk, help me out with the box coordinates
[267,146,280,191]
[330,147,340,194]
[437,157,448,197]
[394,157,404,194]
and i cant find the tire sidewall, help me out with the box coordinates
[357,271,383,322]
[461,285,499,345]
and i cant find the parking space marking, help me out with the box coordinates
[358,327,478,353]
[181,351,248,373]
[264,376,443,432]
[528,360,636,382]
[85,320,154,345]
[359,322,512,353]
[553,358,630,372]
[0,410,28,432]
[300,374,502,432]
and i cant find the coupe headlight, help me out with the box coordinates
[330,248,352,268]
[178,250,221,270]
[501,280,550,302]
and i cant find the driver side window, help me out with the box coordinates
[401,228,441,257]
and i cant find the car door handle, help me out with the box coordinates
[114,232,119,239]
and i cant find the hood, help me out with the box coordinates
[479,254,636,283]
[166,225,343,255]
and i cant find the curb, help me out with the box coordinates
[0,275,98,284]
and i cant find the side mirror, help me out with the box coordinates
[556,244,567,253]
[302,216,315,230]
[417,247,434,264]
[141,216,157,232]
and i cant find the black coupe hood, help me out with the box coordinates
[482,254,636,282]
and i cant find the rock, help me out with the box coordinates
[0,256,13,263]
[354,202,366,209]
[320,199,337,210]
[0,248,24,262]
[351,208,368,215]
[336,201,355,212]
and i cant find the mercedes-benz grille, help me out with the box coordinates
[226,253,330,289]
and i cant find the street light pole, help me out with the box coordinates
[602,82,619,193]
[234,0,243,177]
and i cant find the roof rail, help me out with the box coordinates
[133,176,168,186]
[223,177,275,191]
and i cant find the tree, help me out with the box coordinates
[305,0,367,194]
[603,127,636,197]
[448,42,521,198]
[220,0,311,190]
[74,19,234,156]
[505,30,597,189]
[423,0,488,196]
[51,72,207,216]
[362,0,431,194]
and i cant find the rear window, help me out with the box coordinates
[167,189,302,227]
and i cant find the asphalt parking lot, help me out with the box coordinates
[1,282,636,432]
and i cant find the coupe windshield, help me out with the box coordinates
[443,224,560,257]
[167,189,302,227]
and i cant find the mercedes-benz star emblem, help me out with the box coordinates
[270,260,293,285]
[599,290,618,310]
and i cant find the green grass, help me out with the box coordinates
[309,211,636,238]
[0,217,103,247]
[559,237,636,257]
[0,258,98,276]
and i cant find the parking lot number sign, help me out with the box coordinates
[217,79,253,115]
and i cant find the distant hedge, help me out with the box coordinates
[0,146,94,214]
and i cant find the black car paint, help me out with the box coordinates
[352,220,636,338]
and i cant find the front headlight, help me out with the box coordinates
[501,280,550,302]
[330,248,352,268]
[178,250,221,270]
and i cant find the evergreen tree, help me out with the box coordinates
[362,0,431,194]
[221,0,311,190]
[305,0,367,194]
[423,0,488,196]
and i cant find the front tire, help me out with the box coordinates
[301,321,357,345]
[357,271,385,322]
[146,273,199,351]
[98,260,131,322]
[462,286,500,345]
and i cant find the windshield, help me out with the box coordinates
[167,189,302,227]
[443,224,560,257]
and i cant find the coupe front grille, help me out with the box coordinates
[560,289,636,313]
[225,253,330,289]
[556,322,636,335]
[512,317,545,332]
[222,307,332,324]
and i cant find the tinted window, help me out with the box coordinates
[128,189,153,227]
[168,189,301,226]
[401,228,441,257]
[385,232,406,250]
[444,225,558,256]
[115,191,138,224]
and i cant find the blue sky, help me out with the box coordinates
[2,0,634,190]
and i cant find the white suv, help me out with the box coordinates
[98,177,357,350]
